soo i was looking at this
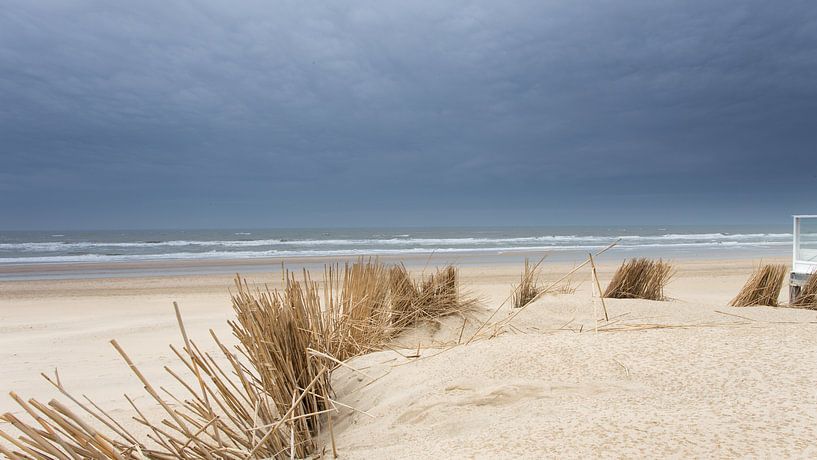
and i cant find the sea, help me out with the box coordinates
[0,225,792,271]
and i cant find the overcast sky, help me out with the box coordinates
[1,1,816,230]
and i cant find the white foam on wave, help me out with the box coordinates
[0,232,794,253]
[0,240,790,264]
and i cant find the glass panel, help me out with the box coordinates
[797,217,817,262]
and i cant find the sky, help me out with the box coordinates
[1,0,816,230]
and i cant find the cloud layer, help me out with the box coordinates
[2,1,816,228]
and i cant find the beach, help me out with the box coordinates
[2,253,816,458]
[4,0,817,456]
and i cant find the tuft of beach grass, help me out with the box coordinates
[729,263,786,307]
[0,258,472,460]
[790,272,817,309]
[512,258,542,308]
[603,258,674,301]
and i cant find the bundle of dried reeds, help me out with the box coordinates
[552,278,578,295]
[322,260,393,360]
[0,259,471,459]
[729,264,787,307]
[512,258,541,308]
[0,294,331,460]
[419,266,462,315]
[791,272,817,309]
[603,258,674,300]
[389,264,421,326]
[230,275,333,457]
[388,264,474,329]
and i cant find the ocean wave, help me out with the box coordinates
[0,232,793,252]
[0,240,790,264]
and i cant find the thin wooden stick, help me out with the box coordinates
[468,240,619,342]
[49,400,124,460]
[41,371,138,446]
[244,366,327,459]
[0,442,23,460]
[0,426,49,460]
[173,302,223,450]
[589,253,609,321]
[327,405,338,459]
[8,393,76,460]
[465,253,549,344]
[289,392,296,460]
[306,348,374,380]
[110,340,215,460]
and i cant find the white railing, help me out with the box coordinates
[793,215,817,275]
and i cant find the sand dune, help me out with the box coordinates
[333,318,817,458]
[325,257,817,458]
[2,256,816,458]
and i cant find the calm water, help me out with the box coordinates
[0,225,792,264]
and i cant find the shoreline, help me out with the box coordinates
[0,256,792,303]
[0,245,790,281]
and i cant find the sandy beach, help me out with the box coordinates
[2,255,815,458]
[4,0,817,456]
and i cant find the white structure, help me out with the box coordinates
[791,215,817,300]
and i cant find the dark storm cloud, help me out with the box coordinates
[1,0,816,228]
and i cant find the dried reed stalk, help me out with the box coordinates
[389,264,422,327]
[419,265,473,318]
[229,274,333,458]
[468,240,620,345]
[1,322,305,459]
[603,258,674,301]
[791,272,817,309]
[389,264,475,328]
[327,259,395,359]
[512,258,541,308]
[551,278,577,295]
[729,264,787,307]
[0,259,471,460]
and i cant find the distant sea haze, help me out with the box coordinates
[0,226,792,264]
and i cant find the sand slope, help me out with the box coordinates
[332,323,817,458]
[2,258,816,458]
[327,258,817,458]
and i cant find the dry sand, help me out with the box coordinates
[1,256,816,458]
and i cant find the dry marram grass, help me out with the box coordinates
[0,259,472,460]
[790,272,817,309]
[512,258,541,308]
[729,264,786,307]
[551,278,578,295]
[389,264,475,327]
[603,258,674,301]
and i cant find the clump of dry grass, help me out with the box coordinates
[389,264,474,328]
[551,277,578,295]
[512,258,541,308]
[0,259,471,460]
[230,274,333,457]
[389,264,422,327]
[791,272,817,309]
[603,258,674,300]
[419,265,463,314]
[323,260,394,359]
[0,284,334,460]
[729,263,787,307]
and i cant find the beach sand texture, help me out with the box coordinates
[1,256,816,458]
